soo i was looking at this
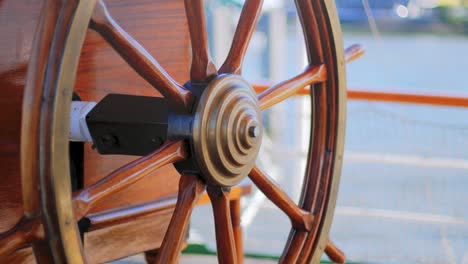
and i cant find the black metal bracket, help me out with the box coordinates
[86,94,169,156]
[172,81,207,175]
[71,92,84,191]
[85,82,209,177]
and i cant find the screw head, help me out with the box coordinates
[100,134,118,147]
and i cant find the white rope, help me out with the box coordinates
[361,0,381,40]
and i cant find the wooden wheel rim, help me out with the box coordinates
[21,0,96,263]
[284,1,346,262]
[18,0,346,263]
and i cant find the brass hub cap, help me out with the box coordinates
[192,75,262,187]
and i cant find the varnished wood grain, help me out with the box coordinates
[87,182,251,230]
[76,0,190,215]
[84,183,251,263]
[0,66,28,234]
[86,195,177,230]
[69,5,192,258]
[76,0,190,100]
[89,0,192,112]
[0,0,42,234]
[20,1,56,222]
[207,186,238,264]
[73,141,187,220]
[249,166,313,231]
[0,1,41,73]
[84,207,174,264]
[257,64,326,110]
[219,0,263,74]
[0,197,179,263]
[0,247,35,264]
[156,175,205,264]
[0,218,42,257]
[184,0,217,82]
[82,152,181,214]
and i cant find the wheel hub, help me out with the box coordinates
[192,74,262,187]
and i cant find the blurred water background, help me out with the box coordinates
[188,1,468,263]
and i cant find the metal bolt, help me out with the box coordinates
[248,125,260,138]
[100,134,117,147]
[151,137,162,146]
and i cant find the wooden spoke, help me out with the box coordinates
[90,0,192,111]
[73,141,187,220]
[230,199,243,264]
[87,195,177,229]
[325,240,346,264]
[253,45,362,97]
[0,218,42,257]
[249,166,313,231]
[257,64,326,110]
[184,0,217,82]
[207,186,238,264]
[219,0,263,74]
[345,44,365,63]
[156,175,205,264]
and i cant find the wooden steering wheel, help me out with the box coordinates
[1,0,363,263]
